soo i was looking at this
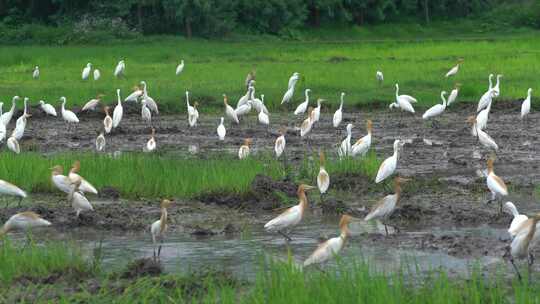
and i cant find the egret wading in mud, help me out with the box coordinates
[422,91,447,128]
[68,177,94,219]
[375,139,402,184]
[333,92,345,131]
[304,215,352,267]
[300,107,316,149]
[60,97,79,131]
[294,89,311,117]
[1,96,20,126]
[103,106,113,134]
[521,88,532,123]
[338,123,353,158]
[274,127,286,159]
[264,184,315,242]
[508,213,540,281]
[151,199,172,259]
[39,100,57,116]
[112,89,123,129]
[96,132,106,152]
[365,177,410,236]
[351,120,372,157]
[486,157,507,214]
[0,179,27,208]
[0,211,51,237]
[186,91,199,127]
[141,100,152,126]
[504,202,528,238]
[7,136,20,154]
[145,128,156,152]
[391,84,416,125]
[317,151,330,202]
[217,117,226,141]
[467,116,498,152]
[223,94,239,124]
[238,138,252,160]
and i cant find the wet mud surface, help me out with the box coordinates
[13,100,540,187]
[2,100,540,281]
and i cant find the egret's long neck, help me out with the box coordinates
[495,76,500,88]
[298,190,308,212]
[489,75,493,89]
[339,99,344,109]
[395,85,399,98]
[508,205,519,217]
[441,94,447,107]
[160,208,168,232]
[305,91,309,102]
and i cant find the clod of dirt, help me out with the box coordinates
[120,258,162,279]
[99,186,121,200]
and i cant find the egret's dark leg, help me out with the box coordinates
[384,224,389,236]
[278,230,292,242]
[510,257,522,282]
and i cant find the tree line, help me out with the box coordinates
[0,0,534,38]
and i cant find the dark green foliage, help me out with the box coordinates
[0,0,537,40]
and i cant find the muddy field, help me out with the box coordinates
[17,99,540,187]
[3,99,540,278]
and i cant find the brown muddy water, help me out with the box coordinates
[3,100,540,280]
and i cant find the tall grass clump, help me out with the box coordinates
[0,153,285,198]
[0,238,90,285]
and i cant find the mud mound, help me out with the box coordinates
[14,267,92,286]
[99,186,121,200]
[331,172,374,193]
[418,234,508,258]
[120,258,162,279]
[391,204,436,222]
[320,197,352,214]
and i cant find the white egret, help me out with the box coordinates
[351,120,372,157]
[467,116,498,151]
[258,106,269,126]
[281,72,300,104]
[312,98,322,123]
[114,60,125,78]
[125,86,143,102]
[82,63,91,80]
[238,138,252,159]
[217,117,226,141]
[338,123,354,158]
[68,177,94,219]
[264,184,315,241]
[39,100,57,116]
[422,91,447,124]
[486,157,507,213]
[504,202,528,238]
[112,89,123,129]
[82,94,104,112]
[235,100,252,118]
[445,58,463,78]
[1,96,20,126]
[492,74,502,97]
[245,70,256,89]
[141,100,152,125]
[300,107,315,138]
[508,214,540,281]
[7,136,20,154]
[103,106,113,134]
[521,88,532,120]
[223,94,239,124]
[317,151,330,196]
[236,81,253,109]
[93,69,100,80]
[96,132,106,152]
[32,66,39,79]
[375,139,401,183]
[274,128,286,158]
[376,71,384,84]
[145,128,156,152]
[68,161,98,195]
[51,165,71,194]
[394,84,416,113]
[140,81,158,114]
[151,199,172,258]
[304,215,352,267]
[186,91,199,127]
[60,97,79,126]
[294,89,311,116]
[176,60,185,75]
[365,177,410,235]
[333,92,345,128]
[0,179,27,207]
[0,212,51,237]
[447,83,461,106]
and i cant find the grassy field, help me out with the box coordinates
[0,29,538,114]
[1,240,540,303]
[0,151,379,199]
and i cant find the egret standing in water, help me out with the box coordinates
[365,177,410,235]
[0,179,27,208]
[264,184,315,241]
[0,211,51,237]
[304,215,352,267]
[151,199,172,259]
[238,138,252,160]
[217,117,226,141]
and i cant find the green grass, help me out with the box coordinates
[0,28,538,114]
[0,239,91,286]
[0,150,380,199]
